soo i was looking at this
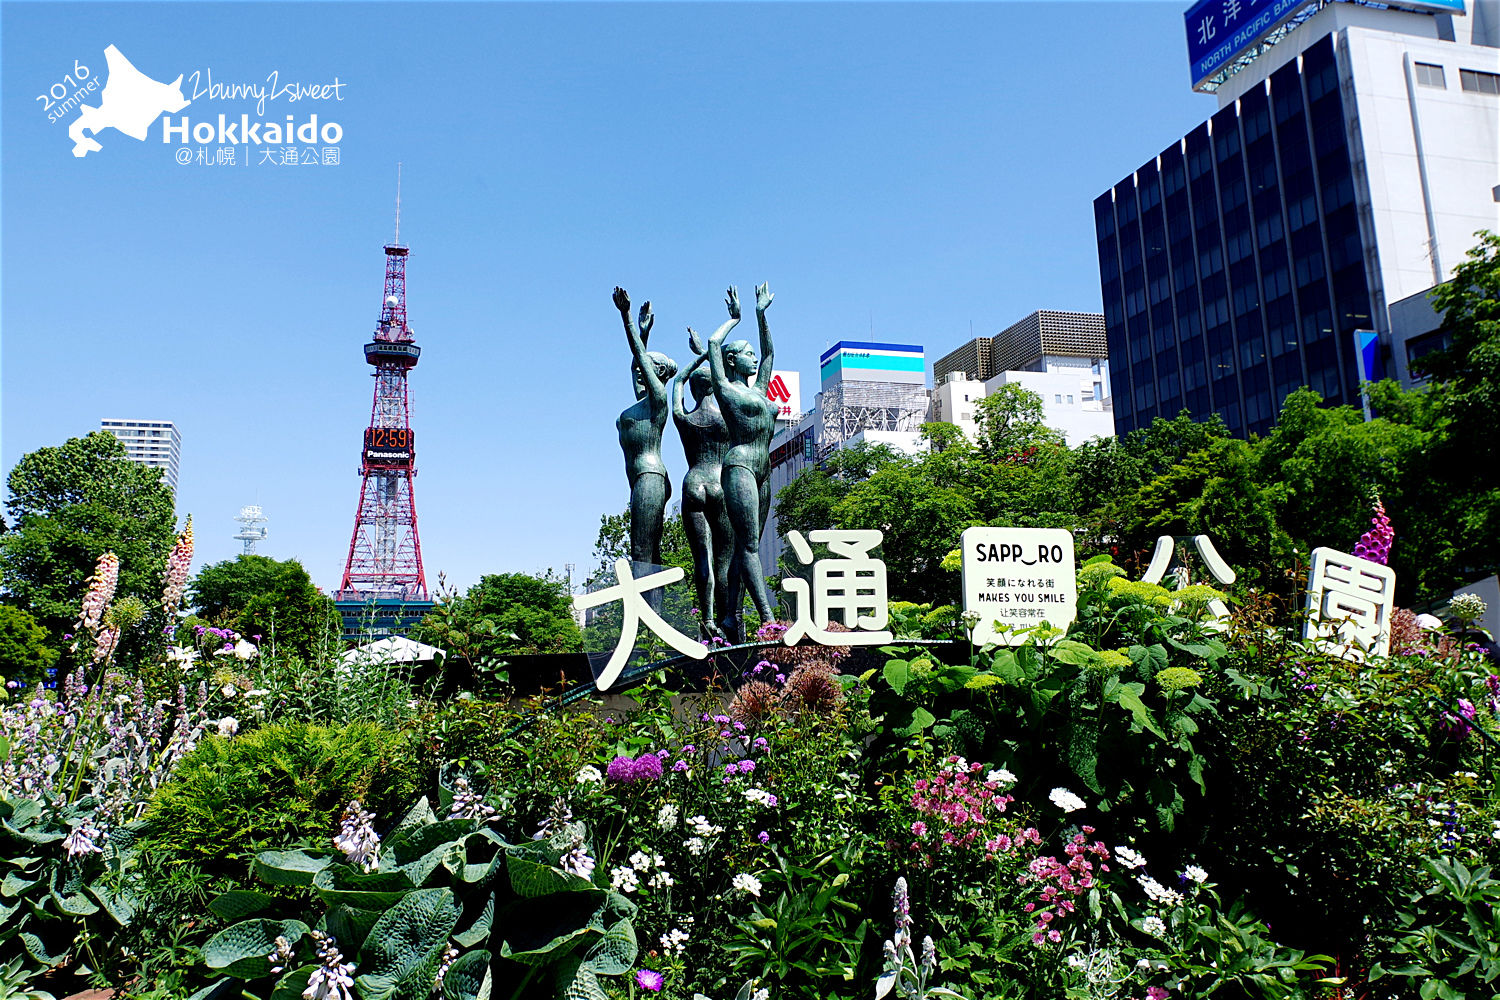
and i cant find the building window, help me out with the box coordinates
[960,412,972,421]
[1414,62,1446,88]
[1067,395,1074,404]
[1054,394,1062,403]
[1461,69,1500,94]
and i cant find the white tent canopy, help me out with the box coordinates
[339,634,445,668]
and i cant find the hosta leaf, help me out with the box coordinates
[399,841,467,888]
[556,957,608,1000]
[354,887,459,1000]
[322,903,384,955]
[253,850,331,887]
[385,819,476,865]
[269,968,315,1000]
[312,863,416,908]
[87,885,137,925]
[208,890,277,922]
[389,797,436,841]
[442,950,493,1000]
[20,930,67,967]
[453,893,494,947]
[505,854,592,899]
[582,917,636,975]
[203,918,310,979]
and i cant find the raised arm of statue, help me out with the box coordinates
[753,282,774,394]
[705,287,742,386]
[614,286,664,398]
[673,344,710,422]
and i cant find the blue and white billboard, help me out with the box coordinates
[1185,0,1318,88]
[1185,0,1466,89]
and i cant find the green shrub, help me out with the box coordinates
[142,722,423,875]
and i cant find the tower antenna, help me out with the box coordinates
[393,162,402,245]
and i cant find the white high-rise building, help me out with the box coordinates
[101,419,181,492]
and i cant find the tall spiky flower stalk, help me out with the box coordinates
[1353,496,1394,566]
[161,516,193,619]
[77,551,120,636]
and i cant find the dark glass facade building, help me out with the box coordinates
[1095,34,1374,437]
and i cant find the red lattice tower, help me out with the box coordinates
[338,196,428,601]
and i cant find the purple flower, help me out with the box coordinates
[1440,698,1478,737]
[672,760,690,772]
[725,764,737,775]
[758,831,770,844]
[732,721,746,732]
[632,753,663,782]
[635,968,664,992]
[606,755,638,782]
[767,794,779,807]
[682,745,695,755]
[753,737,769,750]
[737,759,756,774]
[775,673,786,684]
[713,715,730,725]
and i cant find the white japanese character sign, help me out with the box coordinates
[1303,546,1396,662]
[1142,534,1236,630]
[781,529,894,646]
[1197,14,1216,44]
[573,559,707,690]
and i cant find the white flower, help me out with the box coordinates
[333,801,380,872]
[560,844,595,880]
[1182,864,1208,884]
[629,851,653,872]
[268,934,296,975]
[1138,875,1184,907]
[1049,787,1086,813]
[304,931,355,1000]
[215,716,240,737]
[575,765,603,785]
[167,646,199,666]
[986,768,1016,786]
[656,803,679,829]
[62,820,103,859]
[743,787,776,808]
[1114,845,1147,869]
[689,814,723,837]
[751,990,769,1000]
[684,836,706,856]
[732,873,763,897]
[660,927,690,956]
[647,870,674,889]
[1141,916,1166,937]
[1067,954,1086,969]
[609,866,639,893]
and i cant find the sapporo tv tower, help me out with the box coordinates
[335,170,432,636]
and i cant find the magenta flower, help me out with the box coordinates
[635,968,663,992]
[758,831,770,844]
[632,753,663,782]
[1353,497,1394,565]
[160,517,194,617]
[606,755,637,782]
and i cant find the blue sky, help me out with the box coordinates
[2,1,1214,594]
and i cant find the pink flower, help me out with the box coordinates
[635,968,664,992]
[1147,989,1170,1000]
[161,517,194,617]
[911,821,928,836]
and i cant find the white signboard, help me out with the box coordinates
[1303,546,1396,662]
[767,370,801,422]
[961,527,1077,644]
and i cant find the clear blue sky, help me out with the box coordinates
[2,1,1214,594]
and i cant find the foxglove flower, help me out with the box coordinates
[1353,497,1394,566]
[161,516,194,618]
[77,551,120,636]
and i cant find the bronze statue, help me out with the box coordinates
[700,283,777,641]
[613,287,677,601]
[675,328,736,640]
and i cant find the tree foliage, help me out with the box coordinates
[0,432,176,640]
[420,570,582,666]
[0,604,59,687]
[189,555,339,661]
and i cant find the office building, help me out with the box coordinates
[761,341,931,574]
[1096,0,1499,437]
[101,419,181,492]
[930,310,1114,446]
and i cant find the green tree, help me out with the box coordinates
[189,555,339,661]
[421,570,582,665]
[0,432,176,641]
[973,382,1062,462]
[0,604,59,687]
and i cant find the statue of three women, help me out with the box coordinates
[613,283,778,643]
